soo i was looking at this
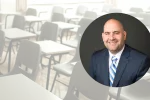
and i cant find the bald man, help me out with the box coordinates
[89,19,150,87]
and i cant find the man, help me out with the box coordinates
[89,18,150,87]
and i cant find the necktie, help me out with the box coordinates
[109,56,118,86]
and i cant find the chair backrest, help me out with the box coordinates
[52,6,64,14]
[84,11,97,19]
[130,7,143,13]
[77,18,93,37]
[0,30,5,58]
[51,13,65,22]
[12,15,25,30]
[64,62,109,100]
[39,22,58,41]
[139,13,150,26]
[71,18,93,62]
[76,5,88,16]
[11,40,41,81]
[108,8,122,13]
[26,8,37,16]
[102,4,113,12]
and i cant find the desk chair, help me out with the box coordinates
[109,79,150,100]
[129,7,143,17]
[26,8,37,16]
[102,4,113,13]
[69,5,88,24]
[0,40,41,81]
[108,8,122,13]
[38,21,58,41]
[12,15,25,30]
[51,13,65,22]
[130,7,143,13]
[38,22,62,67]
[52,6,64,14]
[36,13,65,41]
[0,30,5,61]
[5,15,25,54]
[25,8,37,33]
[51,13,68,40]
[50,18,93,92]
[51,6,65,25]
[62,18,93,48]
[75,5,88,16]
[63,62,109,100]
[84,11,97,19]
[50,40,80,92]
[139,13,150,27]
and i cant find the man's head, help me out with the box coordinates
[102,19,127,54]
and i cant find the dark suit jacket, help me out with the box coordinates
[89,44,150,87]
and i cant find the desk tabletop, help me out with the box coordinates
[35,40,75,55]
[53,21,80,29]
[3,28,36,40]
[25,16,48,22]
[0,74,62,100]
[64,14,83,19]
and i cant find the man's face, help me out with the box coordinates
[102,19,126,54]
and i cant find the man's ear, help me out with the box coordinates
[102,32,104,38]
[123,31,127,40]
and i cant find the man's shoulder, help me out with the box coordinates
[92,48,107,58]
[126,45,149,59]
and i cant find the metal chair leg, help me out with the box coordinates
[69,32,73,40]
[58,54,62,63]
[50,72,58,92]
[11,46,15,54]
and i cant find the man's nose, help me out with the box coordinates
[109,34,115,40]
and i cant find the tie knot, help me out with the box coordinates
[111,56,118,63]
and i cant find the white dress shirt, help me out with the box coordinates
[109,45,125,69]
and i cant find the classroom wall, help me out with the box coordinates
[0,0,16,28]
[117,0,150,11]
[1,0,16,12]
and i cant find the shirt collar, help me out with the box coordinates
[108,45,125,59]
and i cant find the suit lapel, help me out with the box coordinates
[102,49,109,86]
[112,45,130,87]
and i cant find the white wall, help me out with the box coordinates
[0,0,16,29]
[1,0,16,12]
[117,0,150,11]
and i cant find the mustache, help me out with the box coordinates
[106,39,118,43]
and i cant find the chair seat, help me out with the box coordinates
[53,63,74,76]
[109,80,150,100]
[62,40,78,48]
[69,28,78,33]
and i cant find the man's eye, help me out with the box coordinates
[114,32,120,34]
[105,33,109,35]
